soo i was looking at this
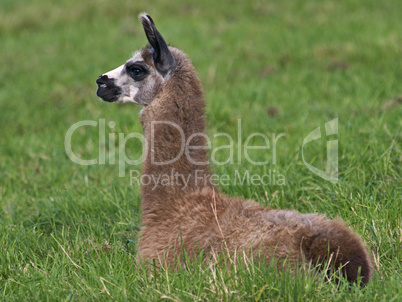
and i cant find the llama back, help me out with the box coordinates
[209,196,373,285]
[138,188,372,284]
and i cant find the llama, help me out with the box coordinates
[96,14,373,285]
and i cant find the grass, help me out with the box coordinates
[0,0,401,300]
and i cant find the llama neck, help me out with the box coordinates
[140,80,212,203]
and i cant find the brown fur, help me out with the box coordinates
[97,15,373,285]
[137,46,372,285]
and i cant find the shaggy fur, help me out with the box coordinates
[96,13,373,285]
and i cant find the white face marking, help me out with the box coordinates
[102,51,144,104]
[120,86,140,103]
[104,65,124,81]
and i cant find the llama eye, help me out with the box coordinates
[132,68,142,76]
[126,63,148,80]
[127,66,147,80]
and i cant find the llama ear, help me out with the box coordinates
[139,13,176,77]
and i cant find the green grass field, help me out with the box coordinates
[0,0,401,300]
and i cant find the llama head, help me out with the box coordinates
[96,14,177,105]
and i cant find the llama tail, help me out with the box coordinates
[302,218,373,285]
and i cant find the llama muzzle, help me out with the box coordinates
[96,75,121,102]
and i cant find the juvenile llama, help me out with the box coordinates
[96,14,373,285]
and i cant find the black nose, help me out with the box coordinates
[96,75,109,86]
